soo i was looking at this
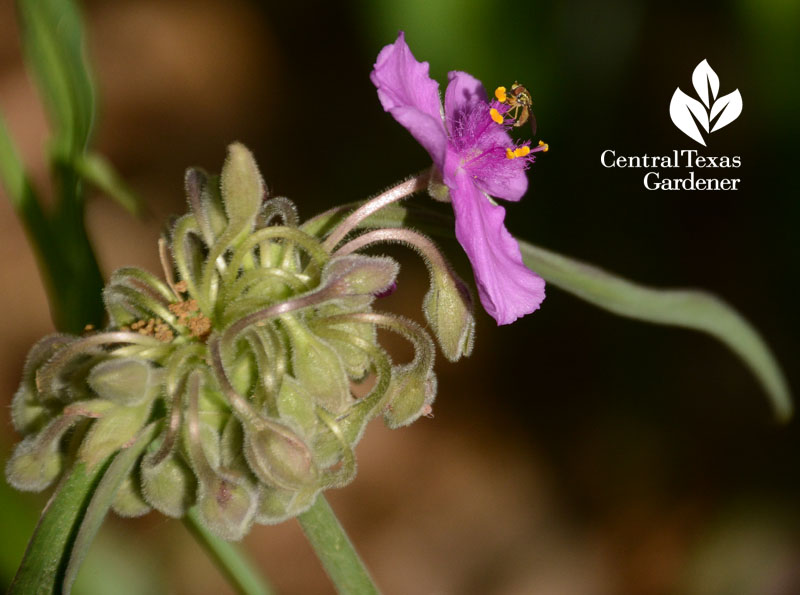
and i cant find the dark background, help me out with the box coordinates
[1,0,798,593]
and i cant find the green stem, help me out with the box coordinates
[8,462,107,594]
[183,508,274,595]
[297,495,380,595]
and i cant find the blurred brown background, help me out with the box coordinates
[1,0,799,593]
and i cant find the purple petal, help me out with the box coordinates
[450,169,545,325]
[474,160,529,202]
[444,74,530,202]
[444,71,488,132]
[370,32,448,171]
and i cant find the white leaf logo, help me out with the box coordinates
[670,60,742,146]
[710,90,743,132]
[670,88,709,146]
[692,59,719,108]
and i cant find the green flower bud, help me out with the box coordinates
[88,358,160,405]
[78,401,153,468]
[243,422,318,490]
[196,472,258,541]
[141,442,197,518]
[423,268,475,362]
[282,317,351,414]
[112,472,152,518]
[10,384,49,439]
[377,316,438,429]
[256,485,300,524]
[275,376,318,436]
[220,143,263,237]
[383,368,437,429]
[219,414,248,472]
[189,420,223,471]
[5,416,76,491]
[322,255,399,298]
[427,167,452,202]
[185,168,224,244]
[11,335,73,434]
[63,398,118,418]
[256,485,318,524]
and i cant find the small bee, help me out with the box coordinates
[495,82,537,134]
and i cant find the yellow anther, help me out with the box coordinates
[494,86,507,102]
[538,140,550,153]
[505,148,515,160]
[490,108,504,124]
[514,146,531,158]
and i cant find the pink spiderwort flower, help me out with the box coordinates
[370,32,547,325]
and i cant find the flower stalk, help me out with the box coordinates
[184,508,275,595]
[321,168,432,252]
[298,495,380,595]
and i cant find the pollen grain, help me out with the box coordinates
[490,108,504,124]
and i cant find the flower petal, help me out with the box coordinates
[474,159,529,202]
[451,169,545,325]
[444,72,529,202]
[370,32,448,171]
[444,71,488,131]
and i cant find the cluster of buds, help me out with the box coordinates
[6,144,475,540]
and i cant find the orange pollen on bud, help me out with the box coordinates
[490,108,504,124]
[505,148,516,160]
[514,146,531,158]
[494,86,508,102]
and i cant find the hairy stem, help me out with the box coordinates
[297,495,380,595]
[321,169,432,252]
[184,508,274,595]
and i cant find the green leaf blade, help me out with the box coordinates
[0,113,29,208]
[75,153,144,215]
[520,240,792,421]
[62,424,158,593]
[16,0,96,157]
[8,461,107,594]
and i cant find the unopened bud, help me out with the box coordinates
[196,473,258,541]
[423,269,475,361]
[322,255,399,298]
[244,422,318,489]
[427,167,451,202]
[11,335,73,434]
[275,376,318,436]
[88,358,160,406]
[311,308,376,380]
[257,485,318,524]
[383,368,438,429]
[112,472,152,517]
[220,143,264,235]
[78,401,153,468]
[141,449,197,518]
[282,318,351,414]
[5,416,75,491]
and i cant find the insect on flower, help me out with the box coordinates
[495,82,537,134]
[371,32,549,324]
